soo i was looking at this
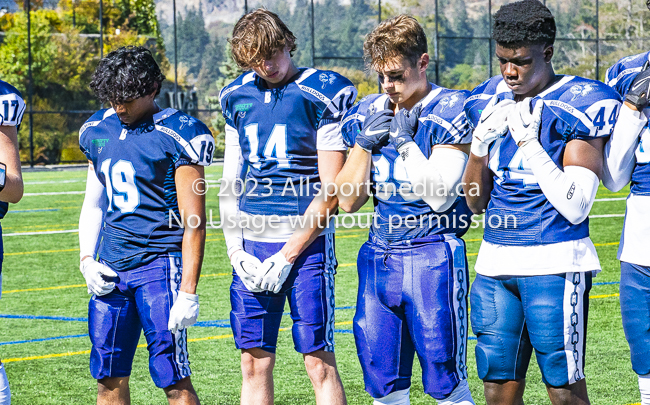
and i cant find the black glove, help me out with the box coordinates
[626,61,650,111]
[388,104,422,151]
[355,108,394,152]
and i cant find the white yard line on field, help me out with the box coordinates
[23,191,86,196]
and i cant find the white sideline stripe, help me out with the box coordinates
[4,229,79,237]
[594,197,626,201]
[0,212,624,237]
[24,179,85,185]
[24,191,85,196]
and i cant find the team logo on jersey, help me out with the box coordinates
[179,115,196,130]
[92,138,109,153]
[569,83,597,101]
[319,73,337,89]
[439,93,460,112]
[235,103,252,112]
[235,103,252,118]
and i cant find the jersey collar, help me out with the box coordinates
[153,108,179,123]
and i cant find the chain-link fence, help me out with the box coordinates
[1,0,647,165]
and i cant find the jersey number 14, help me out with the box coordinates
[244,123,290,169]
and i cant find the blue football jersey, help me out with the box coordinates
[0,80,26,220]
[341,85,473,242]
[465,75,621,246]
[219,68,356,216]
[79,108,214,271]
[606,52,650,195]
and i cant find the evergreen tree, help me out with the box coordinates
[176,4,210,80]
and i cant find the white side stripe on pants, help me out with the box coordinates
[324,233,336,352]
[445,234,469,380]
[563,272,587,384]
[169,256,191,378]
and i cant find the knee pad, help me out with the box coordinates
[437,380,475,405]
[474,344,491,381]
[374,388,410,405]
[149,330,190,389]
[538,350,571,387]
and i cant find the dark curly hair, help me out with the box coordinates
[89,46,165,104]
[493,0,556,48]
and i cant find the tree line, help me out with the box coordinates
[1,0,648,162]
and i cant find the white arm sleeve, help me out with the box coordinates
[79,166,105,260]
[317,123,347,151]
[520,140,599,225]
[602,105,647,192]
[220,124,246,258]
[399,142,469,212]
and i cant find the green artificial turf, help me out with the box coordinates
[0,165,641,404]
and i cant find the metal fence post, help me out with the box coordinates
[377,0,382,91]
[26,0,33,167]
[435,0,439,84]
[173,0,178,96]
[311,0,315,68]
[596,0,600,80]
[488,0,492,78]
[99,0,103,58]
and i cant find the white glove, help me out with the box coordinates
[259,252,293,294]
[168,291,199,333]
[80,257,118,296]
[509,97,544,146]
[470,98,516,157]
[231,250,264,292]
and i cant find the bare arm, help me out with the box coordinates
[280,150,346,263]
[175,165,206,294]
[0,125,23,203]
[564,138,605,177]
[462,152,493,214]
[334,144,371,213]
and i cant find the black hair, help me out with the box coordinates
[492,0,556,48]
[89,46,164,104]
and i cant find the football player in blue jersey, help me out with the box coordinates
[335,15,475,405]
[0,79,26,405]
[462,1,621,404]
[78,46,213,405]
[603,23,650,405]
[218,9,356,405]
